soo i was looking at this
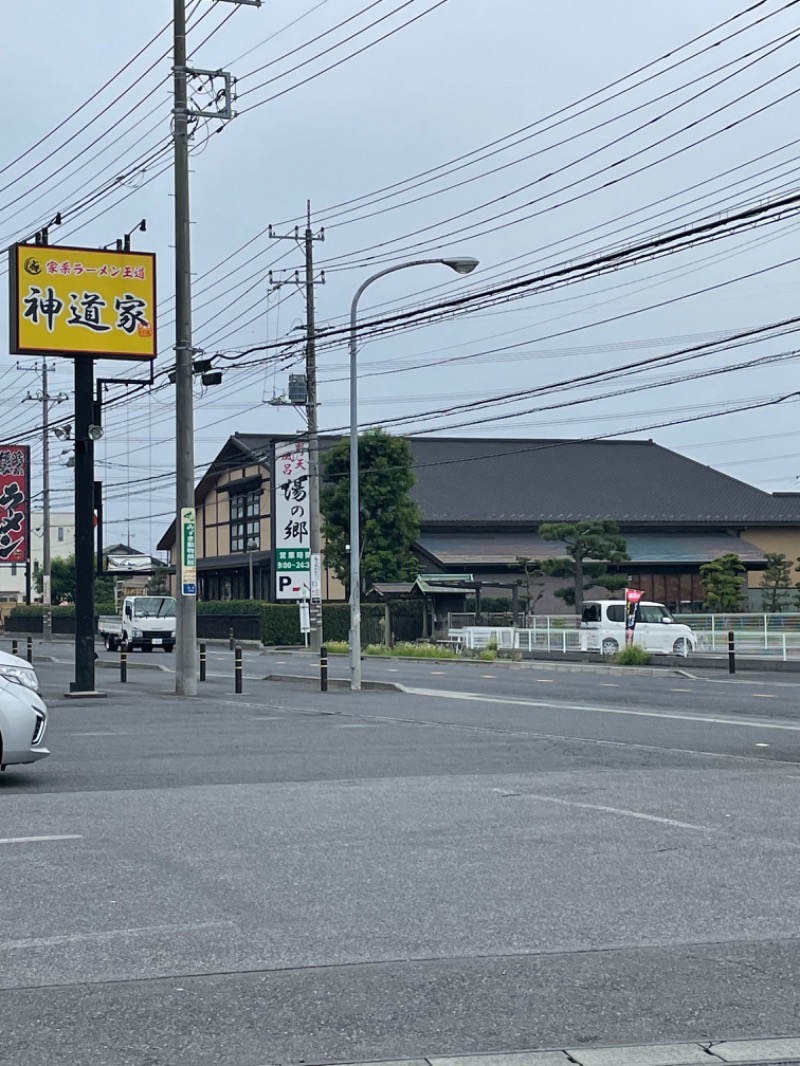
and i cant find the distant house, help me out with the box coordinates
[157,433,800,612]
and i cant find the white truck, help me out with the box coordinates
[98,596,177,653]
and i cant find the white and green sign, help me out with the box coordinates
[180,507,197,596]
[273,440,310,600]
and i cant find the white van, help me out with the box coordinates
[581,600,696,656]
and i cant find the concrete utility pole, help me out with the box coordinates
[41,361,52,640]
[303,204,325,655]
[22,360,68,639]
[173,0,197,696]
[268,206,325,651]
[172,0,259,695]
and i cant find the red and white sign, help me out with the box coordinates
[626,588,644,604]
[0,444,30,564]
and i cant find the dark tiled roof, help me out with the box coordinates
[214,434,800,530]
[399,437,800,525]
[417,531,768,567]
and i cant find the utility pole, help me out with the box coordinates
[172,0,258,696]
[22,360,67,640]
[173,0,197,696]
[269,206,325,651]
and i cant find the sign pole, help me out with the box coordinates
[71,356,98,694]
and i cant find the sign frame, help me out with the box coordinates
[9,242,158,361]
[180,507,197,597]
[273,439,311,601]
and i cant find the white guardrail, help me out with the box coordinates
[447,613,800,660]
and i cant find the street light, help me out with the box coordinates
[348,256,479,690]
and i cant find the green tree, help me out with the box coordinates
[700,552,746,612]
[33,554,115,605]
[538,521,629,615]
[321,429,421,597]
[761,552,792,612]
[513,556,545,620]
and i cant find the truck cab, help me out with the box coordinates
[100,596,177,653]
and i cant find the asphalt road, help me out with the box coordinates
[2,644,800,1066]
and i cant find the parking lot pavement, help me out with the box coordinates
[3,653,800,1066]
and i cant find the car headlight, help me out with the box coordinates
[0,664,40,691]
[131,628,143,638]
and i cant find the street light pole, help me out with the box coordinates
[348,256,478,690]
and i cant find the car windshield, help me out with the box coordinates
[639,604,675,623]
[133,597,177,618]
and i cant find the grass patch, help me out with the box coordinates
[324,640,350,655]
[612,644,651,666]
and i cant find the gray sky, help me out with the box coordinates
[2,0,800,555]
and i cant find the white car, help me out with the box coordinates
[581,600,696,657]
[0,650,48,770]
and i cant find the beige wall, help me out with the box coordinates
[742,528,800,588]
[172,459,345,601]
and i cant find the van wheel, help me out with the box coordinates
[104,634,117,652]
[164,644,174,653]
[601,638,619,655]
[673,637,691,656]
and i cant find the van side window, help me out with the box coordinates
[582,604,600,623]
[607,604,624,623]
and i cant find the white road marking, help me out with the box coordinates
[480,674,496,679]
[403,686,800,732]
[670,688,692,693]
[756,742,770,747]
[0,920,234,950]
[754,694,778,699]
[0,835,83,845]
[69,731,124,737]
[252,716,284,720]
[600,683,618,687]
[491,790,709,831]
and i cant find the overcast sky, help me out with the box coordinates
[3,0,800,554]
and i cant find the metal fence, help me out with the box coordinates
[451,613,800,660]
[678,612,800,660]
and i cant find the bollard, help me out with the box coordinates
[229,627,235,651]
[26,636,33,664]
[11,639,18,657]
[120,646,128,683]
[200,642,207,683]
[728,630,736,675]
[234,645,243,694]
[320,644,328,692]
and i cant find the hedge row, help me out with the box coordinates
[198,600,385,645]
[8,600,386,646]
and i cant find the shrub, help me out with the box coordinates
[325,640,349,655]
[365,644,391,656]
[612,644,651,666]
[477,648,497,661]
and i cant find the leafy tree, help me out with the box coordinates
[33,554,114,605]
[513,556,545,620]
[538,521,629,615]
[321,429,421,597]
[700,552,746,612]
[761,552,792,612]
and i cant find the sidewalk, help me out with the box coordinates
[299,1037,800,1066]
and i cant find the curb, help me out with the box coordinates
[263,673,403,692]
[290,1035,800,1066]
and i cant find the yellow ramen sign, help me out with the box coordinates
[9,243,157,360]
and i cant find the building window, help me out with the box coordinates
[57,527,64,542]
[11,563,17,576]
[230,489,260,553]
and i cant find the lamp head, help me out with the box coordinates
[441,256,479,275]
